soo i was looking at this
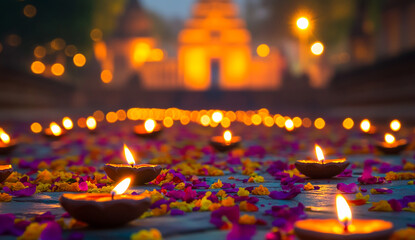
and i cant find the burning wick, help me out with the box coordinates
[223,130,232,143]
[315,144,325,164]
[336,194,352,232]
[111,177,131,200]
[123,144,136,167]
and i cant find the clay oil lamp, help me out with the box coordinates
[295,144,349,179]
[44,122,66,139]
[376,133,408,155]
[0,164,13,183]
[210,130,241,152]
[134,119,162,138]
[104,144,162,185]
[294,194,394,240]
[86,116,97,134]
[360,119,376,135]
[59,177,151,227]
[0,128,18,155]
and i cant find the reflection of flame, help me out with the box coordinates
[144,119,156,133]
[360,119,370,133]
[112,177,131,195]
[86,116,97,130]
[285,119,294,131]
[123,144,135,165]
[50,122,62,136]
[336,194,352,228]
[0,128,10,144]
[385,133,395,144]
[62,117,73,130]
[223,130,232,142]
[315,144,325,161]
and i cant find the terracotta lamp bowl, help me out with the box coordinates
[0,140,18,155]
[210,136,241,152]
[59,193,151,228]
[133,125,162,139]
[375,140,408,155]
[0,165,13,183]
[295,159,349,179]
[104,164,162,185]
[43,129,66,140]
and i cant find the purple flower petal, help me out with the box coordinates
[210,206,240,228]
[388,199,402,212]
[40,222,62,240]
[336,183,358,194]
[4,186,36,197]
[34,211,55,223]
[170,209,185,216]
[269,188,301,200]
[227,223,256,240]
[0,214,15,235]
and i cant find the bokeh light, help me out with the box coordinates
[257,44,270,57]
[296,17,309,30]
[311,42,324,55]
[342,118,354,130]
[390,119,401,132]
[31,61,45,74]
[101,70,113,83]
[314,118,325,129]
[73,53,86,67]
[30,122,42,133]
[23,4,37,18]
[51,63,65,76]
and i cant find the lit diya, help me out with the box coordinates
[360,119,376,135]
[0,128,18,155]
[134,119,162,138]
[59,178,151,227]
[86,116,97,134]
[294,194,394,240]
[295,144,349,179]
[43,122,66,139]
[0,165,13,183]
[210,130,241,152]
[104,144,162,185]
[375,133,408,155]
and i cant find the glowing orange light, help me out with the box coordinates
[101,70,112,83]
[221,117,231,128]
[343,118,354,130]
[251,114,262,126]
[62,117,73,130]
[31,61,45,74]
[0,129,10,144]
[106,112,117,123]
[336,194,352,229]
[302,118,312,128]
[257,44,270,57]
[296,17,309,30]
[112,177,131,195]
[77,118,87,128]
[34,46,46,58]
[384,133,395,144]
[50,122,62,136]
[90,28,103,42]
[390,120,401,132]
[148,48,164,61]
[264,116,274,127]
[73,53,86,67]
[30,122,42,133]
[200,115,210,126]
[293,117,302,128]
[223,130,232,142]
[123,144,135,165]
[65,45,77,57]
[315,144,325,161]
[212,111,223,123]
[163,117,174,128]
[314,118,325,129]
[86,116,97,130]
[311,42,324,55]
[133,42,151,65]
[51,38,65,51]
[275,116,285,128]
[23,4,37,18]
[144,119,156,133]
[360,119,371,133]
[93,110,105,122]
[285,119,294,131]
[51,63,65,76]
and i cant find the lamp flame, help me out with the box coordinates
[360,119,371,133]
[390,120,401,132]
[285,119,294,131]
[86,116,97,130]
[144,119,156,133]
[223,130,232,142]
[0,128,10,144]
[111,177,131,195]
[385,133,395,144]
[62,117,73,130]
[123,144,135,165]
[336,194,352,231]
[50,122,62,136]
[315,144,325,162]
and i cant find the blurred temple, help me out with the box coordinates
[95,0,284,90]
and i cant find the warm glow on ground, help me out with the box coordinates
[51,63,65,76]
[311,42,324,55]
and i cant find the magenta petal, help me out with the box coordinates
[79,182,88,192]
[336,183,358,194]
[210,206,240,228]
[0,214,15,235]
[40,222,62,240]
[388,199,402,212]
[170,209,185,216]
[7,186,36,197]
[227,223,256,240]
[269,188,301,200]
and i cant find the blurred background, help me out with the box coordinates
[1,0,415,121]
